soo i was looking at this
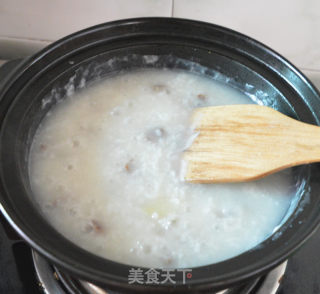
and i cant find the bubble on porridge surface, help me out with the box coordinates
[29,69,295,268]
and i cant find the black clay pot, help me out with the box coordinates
[1,18,320,293]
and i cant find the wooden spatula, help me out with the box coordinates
[183,104,320,183]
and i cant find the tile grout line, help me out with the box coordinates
[171,0,174,17]
[301,68,320,73]
[0,34,52,43]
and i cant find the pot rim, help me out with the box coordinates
[1,17,320,293]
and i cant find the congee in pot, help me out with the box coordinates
[29,68,294,268]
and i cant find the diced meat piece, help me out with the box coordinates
[197,94,207,101]
[84,219,103,234]
[152,84,170,94]
[164,258,173,266]
[91,220,103,233]
[125,160,134,173]
[146,127,166,143]
[39,144,47,152]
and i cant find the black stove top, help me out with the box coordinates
[0,213,42,294]
[0,59,320,294]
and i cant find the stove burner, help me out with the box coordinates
[32,251,286,294]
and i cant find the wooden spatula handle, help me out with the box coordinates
[184,105,320,183]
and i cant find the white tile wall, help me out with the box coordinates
[173,0,320,71]
[302,70,320,90]
[0,0,172,41]
[0,0,172,58]
[0,36,49,59]
[1,0,320,88]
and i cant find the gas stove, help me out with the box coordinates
[0,60,320,294]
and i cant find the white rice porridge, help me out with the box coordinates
[29,69,294,268]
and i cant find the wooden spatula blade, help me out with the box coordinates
[184,105,320,183]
